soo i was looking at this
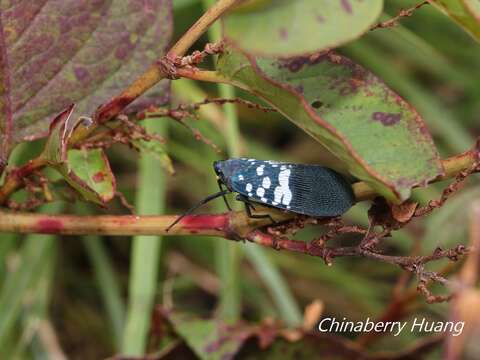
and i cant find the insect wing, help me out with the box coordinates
[229,160,296,210]
[229,160,354,217]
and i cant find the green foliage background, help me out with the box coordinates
[1,0,479,358]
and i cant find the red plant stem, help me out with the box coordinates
[0,157,47,204]
[0,209,285,237]
[246,229,470,269]
[0,212,232,236]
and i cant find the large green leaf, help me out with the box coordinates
[217,46,443,202]
[222,0,383,57]
[429,0,480,41]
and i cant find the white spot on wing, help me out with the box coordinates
[248,192,253,197]
[274,169,292,206]
[246,183,252,192]
[262,177,271,189]
[238,175,244,181]
[261,197,267,203]
[256,165,265,176]
[256,187,265,197]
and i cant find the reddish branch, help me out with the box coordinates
[370,1,430,31]
[138,97,277,119]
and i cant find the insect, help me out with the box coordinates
[166,158,355,231]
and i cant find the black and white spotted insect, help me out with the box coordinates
[166,158,355,231]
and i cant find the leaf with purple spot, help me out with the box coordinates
[0,0,172,150]
[222,0,383,57]
[217,46,443,202]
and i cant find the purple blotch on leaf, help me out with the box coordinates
[341,0,353,14]
[372,112,401,126]
[74,67,89,81]
[279,27,288,40]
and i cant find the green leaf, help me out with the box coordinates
[131,138,175,175]
[43,106,115,204]
[217,46,443,202]
[167,312,253,360]
[164,311,372,360]
[62,148,115,204]
[222,0,383,57]
[429,0,480,41]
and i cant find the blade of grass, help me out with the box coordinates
[370,15,473,89]
[122,119,167,355]
[0,234,17,280]
[12,241,57,359]
[244,244,302,326]
[83,236,125,348]
[0,220,59,348]
[202,0,242,322]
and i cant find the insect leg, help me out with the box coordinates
[217,179,232,211]
[236,195,277,224]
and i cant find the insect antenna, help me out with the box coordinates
[166,189,231,232]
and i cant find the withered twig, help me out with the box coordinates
[370,1,429,31]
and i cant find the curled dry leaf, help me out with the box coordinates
[391,201,419,223]
[302,299,324,331]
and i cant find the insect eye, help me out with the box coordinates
[213,162,222,175]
